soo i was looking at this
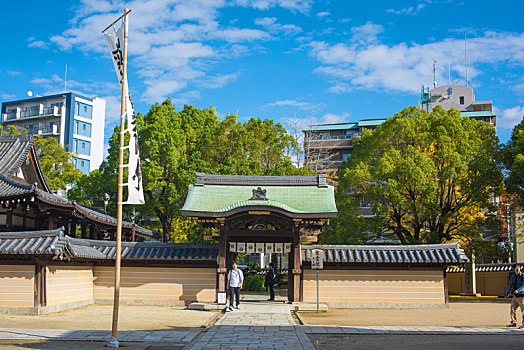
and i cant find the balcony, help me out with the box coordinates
[2,106,62,122]
[304,138,354,149]
[25,124,61,136]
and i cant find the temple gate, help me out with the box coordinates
[181,173,337,302]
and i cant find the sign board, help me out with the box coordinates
[311,249,324,270]
[265,243,274,254]
[229,242,237,252]
[246,243,255,254]
[218,292,227,305]
[283,243,292,253]
[274,243,283,253]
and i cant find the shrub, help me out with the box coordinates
[243,274,265,291]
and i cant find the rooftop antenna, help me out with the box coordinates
[432,59,437,88]
[464,32,468,87]
[64,62,68,92]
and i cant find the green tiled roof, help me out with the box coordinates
[460,111,495,117]
[303,123,358,131]
[357,119,387,127]
[181,174,337,218]
[303,118,387,132]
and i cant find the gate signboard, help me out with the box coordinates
[311,249,324,270]
[311,248,323,312]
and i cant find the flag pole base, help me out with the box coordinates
[108,336,119,348]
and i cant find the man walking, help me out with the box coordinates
[505,263,524,328]
[265,262,275,301]
[227,262,243,311]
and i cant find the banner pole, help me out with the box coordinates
[109,8,129,348]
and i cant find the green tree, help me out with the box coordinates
[501,117,524,206]
[1,125,82,191]
[34,137,83,191]
[71,99,310,241]
[0,125,27,136]
[338,106,503,245]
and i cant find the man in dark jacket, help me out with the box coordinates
[265,262,275,301]
[505,263,524,328]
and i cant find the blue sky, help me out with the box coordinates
[1,0,523,148]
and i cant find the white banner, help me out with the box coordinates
[105,20,145,205]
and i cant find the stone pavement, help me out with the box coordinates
[0,328,200,345]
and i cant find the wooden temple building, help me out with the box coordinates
[0,136,152,241]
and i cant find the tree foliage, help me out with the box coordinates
[71,99,311,241]
[33,137,84,191]
[337,106,503,245]
[501,117,524,207]
[1,125,82,191]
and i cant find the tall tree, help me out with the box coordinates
[72,99,310,241]
[33,137,84,191]
[501,117,524,206]
[338,106,503,244]
[1,125,82,191]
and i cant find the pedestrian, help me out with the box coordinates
[227,262,243,311]
[265,262,275,301]
[505,263,524,328]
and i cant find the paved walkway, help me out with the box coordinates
[0,328,200,344]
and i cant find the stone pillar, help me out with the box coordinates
[464,254,477,295]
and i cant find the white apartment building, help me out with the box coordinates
[1,92,105,174]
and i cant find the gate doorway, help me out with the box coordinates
[233,247,289,302]
[181,173,337,303]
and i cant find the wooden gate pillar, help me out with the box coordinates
[218,229,227,296]
[292,232,301,302]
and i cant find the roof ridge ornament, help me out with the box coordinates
[250,187,267,200]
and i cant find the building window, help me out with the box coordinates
[74,121,92,137]
[459,96,465,105]
[75,102,93,119]
[73,157,90,174]
[73,138,91,156]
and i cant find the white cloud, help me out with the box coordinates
[6,70,22,76]
[495,106,524,130]
[255,17,302,36]
[321,112,350,124]
[201,72,241,89]
[30,73,119,98]
[268,99,324,112]
[27,40,49,49]
[316,11,330,18]
[350,21,383,44]
[102,95,122,127]
[48,0,307,104]
[234,0,312,13]
[308,27,524,94]
[1,93,16,100]
[386,2,427,15]
[328,82,352,94]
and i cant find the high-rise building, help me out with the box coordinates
[1,92,105,174]
[422,84,496,126]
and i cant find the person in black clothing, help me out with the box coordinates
[265,262,275,301]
